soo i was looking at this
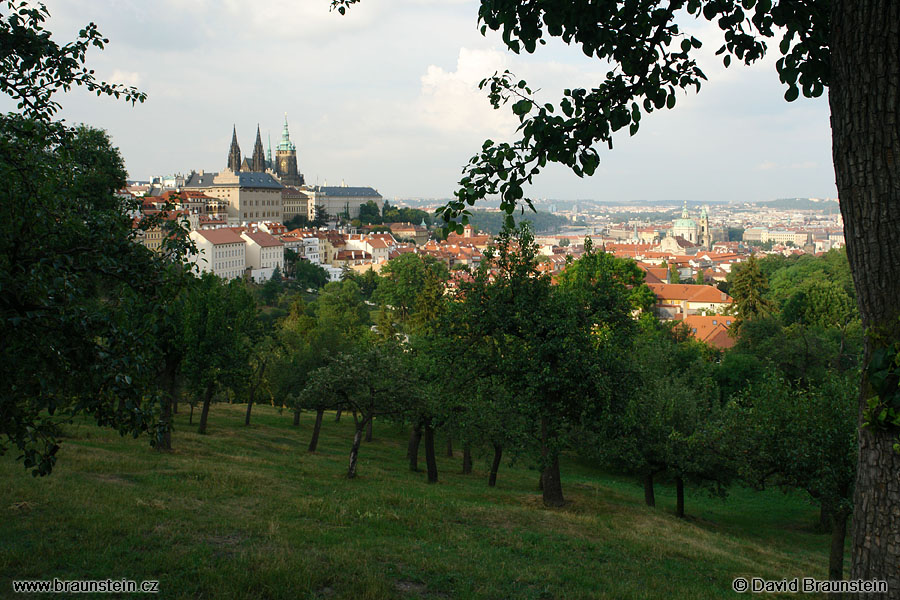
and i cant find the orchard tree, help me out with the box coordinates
[332,0,900,579]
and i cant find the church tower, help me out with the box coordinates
[251,125,266,172]
[266,133,274,171]
[275,114,304,186]
[699,205,711,247]
[227,126,242,172]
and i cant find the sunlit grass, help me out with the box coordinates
[1,404,834,599]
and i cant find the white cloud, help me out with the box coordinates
[109,70,141,87]
[416,48,518,137]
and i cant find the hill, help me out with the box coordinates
[1,405,836,599]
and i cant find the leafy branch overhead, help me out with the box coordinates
[331,0,828,230]
[0,1,146,121]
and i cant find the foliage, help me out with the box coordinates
[374,253,448,322]
[441,209,568,235]
[294,259,329,291]
[728,255,773,330]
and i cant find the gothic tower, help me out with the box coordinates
[699,205,711,247]
[266,133,274,171]
[251,125,266,172]
[227,125,241,172]
[275,114,303,186]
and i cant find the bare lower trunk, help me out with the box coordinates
[644,472,656,507]
[347,422,365,479]
[830,1,900,590]
[488,444,502,487]
[158,397,172,451]
[197,383,214,435]
[424,423,438,484]
[675,476,685,518]
[244,400,253,426]
[365,418,373,442]
[408,424,422,472]
[830,508,850,581]
[446,436,453,457]
[541,453,564,507]
[462,444,472,474]
[308,408,324,452]
[292,409,300,427]
[334,409,342,422]
[189,403,194,425]
[820,501,832,533]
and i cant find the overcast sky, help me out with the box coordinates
[4,0,839,203]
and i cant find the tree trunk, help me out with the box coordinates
[446,436,453,457]
[365,418,373,442]
[830,1,900,590]
[347,419,365,479]
[830,508,850,581]
[334,409,342,422]
[244,399,253,426]
[488,444,502,487]
[462,444,472,474]
[158,359,177,452]
[189,403,194,425]
[424,423,438,484]
[308,408,324,452]
[197,383,214,435]
[820,501,832,533]
[644,472,656,507]
[172,398,178,414]
[245,357,267,426]
[541,453,564,507]
[407,424,422,472]
[292,409,300,427]
[675,476,685,518]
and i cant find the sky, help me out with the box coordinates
[3,0,839,203]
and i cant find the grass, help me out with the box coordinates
[1,404,837,599]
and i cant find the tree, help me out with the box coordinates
[333,0,900,580]
[180,275,258,435]
[728,255,773,331]
[0,1,203,474]
[301,344,411,478]
[726,373,857,580]
[374,253,447,323]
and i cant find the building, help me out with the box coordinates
[282,186,312,222]
[274,115,304,186]
[310,185,383,221]
[189,228,246,280]
[185,169,284,224]
[647,282,734,318]
[671,201,699,245]
[241,231,284,282]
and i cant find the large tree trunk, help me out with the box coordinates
[488,444,503,487]
[462,444,472,474]
[540,417,564,506]
[334,409,342,423]
[308,408,324,452]
[424,423,438,484]
[407,423,422,472]
[643,472,656,507]
[830,508,850,581]
[541,453,564,507]
[292,409,301,427]
[347,415,367,479]
[830,3,900,590]
[365,418,373,442]
[197,382,214,435]
[158,359,178,452]
[675,476,685,518]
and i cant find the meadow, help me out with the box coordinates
[1,404,838,599]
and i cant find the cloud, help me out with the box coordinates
[109,70,141,87]
[416,48,518,137]
[756,161,777,170]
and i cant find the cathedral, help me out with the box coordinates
[669,201,711,247]
[225,117,304,186]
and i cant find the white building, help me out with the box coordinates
[189,229,246,280]
[241,231,284,282]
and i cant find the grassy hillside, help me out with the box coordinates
[1,404,836,599]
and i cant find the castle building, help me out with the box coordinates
[275,115,304,186]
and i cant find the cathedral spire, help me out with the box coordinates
[681,199,690,219]
[266,133,273,169]
[227,125,241,172]
[251,125,266,172]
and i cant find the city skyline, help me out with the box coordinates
[0,0,839,203]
